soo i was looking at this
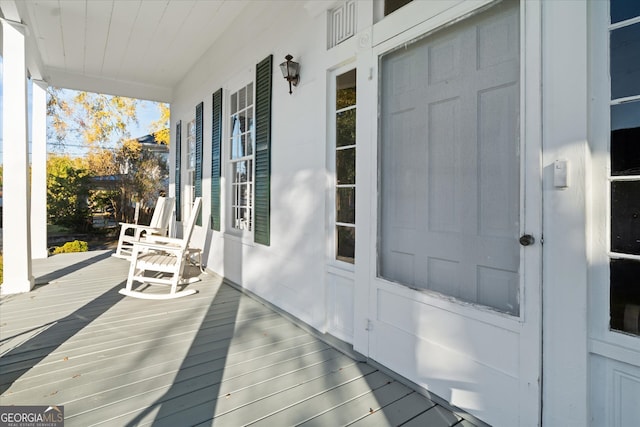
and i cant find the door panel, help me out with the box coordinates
[379,0,520,315]
[372,1,540,425]
[376,289,520,376]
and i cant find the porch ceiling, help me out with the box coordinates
[1,0,249,102]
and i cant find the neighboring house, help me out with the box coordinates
[137,133,169,166]
[2,1,639,426]
[134,132,170,198]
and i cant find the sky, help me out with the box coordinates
[0,56,166,163]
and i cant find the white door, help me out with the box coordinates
[369,1,541,425]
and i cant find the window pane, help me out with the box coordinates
[241,133,247,158]
[236,208,250,230]
[611,0,640,24]
[244,184,252,207]
[337,226,355,263]
[231,116,243,159]
[238,112,246,133]
[336,69,357,110]
[337,109,356,147]
[611,101,640,176]
[246,108,254,129]
[611,180,640,255]
[231,92,238,114]
[610,259,640,336]
[242,133,252,159]
[233,184,246,207]
[336,147,356,184]
[337,187,356,224]
[611,22,640,99]
[384,0,413,16]
[246,130,254,156]
[247,82,254,106]
[246,108,254,156]
[232,184,239,206]
[235,161,248,183]
[239,86,247,111]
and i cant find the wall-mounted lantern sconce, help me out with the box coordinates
[279,54,300,94]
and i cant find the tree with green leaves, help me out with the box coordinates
[47,88,139,150]
[47,155,92,231]
[46,88,170,229]
[149,103,171,146]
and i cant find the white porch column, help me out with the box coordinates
[31,80,48,259]
[1,18,34,293]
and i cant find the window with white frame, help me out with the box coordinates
[228,82,255,232]
[186,119,196,215]
[608,0,640,336]
[335,69,357,263]
[187,119,196,171]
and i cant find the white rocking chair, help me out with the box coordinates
[112,196,175,260]
[119,198,202,300]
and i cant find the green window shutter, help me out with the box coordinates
[175,120,182,222]
[254,55,273,246]
[195,102,204,226]
[211,89,222,231]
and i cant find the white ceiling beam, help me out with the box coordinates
[47,67,172,103]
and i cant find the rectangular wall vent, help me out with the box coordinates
[328,0,356,49]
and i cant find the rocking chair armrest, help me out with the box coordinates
[144,235,183,245]
[131,240,184,253]
[119,223,162,232]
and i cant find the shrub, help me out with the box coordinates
[52,240,89,254]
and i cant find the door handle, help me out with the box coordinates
[519,234,535,246]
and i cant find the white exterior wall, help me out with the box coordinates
[168,1,639,425]
[171,1,330,329]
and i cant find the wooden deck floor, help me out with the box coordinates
[0,251,479,426]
